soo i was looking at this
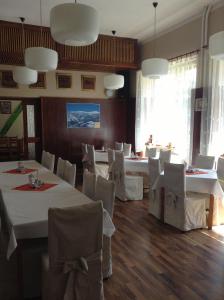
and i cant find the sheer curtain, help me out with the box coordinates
[201,59,224,158]
[135,54,198,162]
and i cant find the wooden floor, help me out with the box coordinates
[1,196,224,299]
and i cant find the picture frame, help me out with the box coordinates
[0,101,11,114]
[56,73,72,89]
[67,103,100,128]
[81,75,96,91]
[0,71,17,88]
[30,72,46,89]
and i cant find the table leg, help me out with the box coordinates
[208,194,214,230]
[16,243,24,300]
[160,187,165,223]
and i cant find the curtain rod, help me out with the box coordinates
[169,49,200,62]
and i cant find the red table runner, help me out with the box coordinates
[4,168,36,175]
[13,183,57,192]
[126,157,148,161]
[186,170,208,175]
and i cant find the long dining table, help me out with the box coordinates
[0,160,115,298]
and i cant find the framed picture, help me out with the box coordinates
[56,73,72,89]
[0,71,17,88]
[67,103,100,128]
[81,75,96,91]
[0,101,11,114]
[30,72,46,89]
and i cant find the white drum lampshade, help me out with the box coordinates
[13,66,38,85]
[50,3,100,46]
[141,58,169,78]
[209,31,224,60]
[104,74,124,90]
[25,47,58,72]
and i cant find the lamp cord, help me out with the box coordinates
[153,2,158,57]
[40,0,43,45]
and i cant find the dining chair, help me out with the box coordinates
[164,162,209,231]
[63,160,76,187]
[41,150,55,172]
[145,146,157,158]
[41,201,104,300]
[107,149,115,180]
[114,151,143,201]
[159,149,171,171]
[123,143,132,157]
[87,144,109,179]
[115,142,123,151]
[81,143,89,169]
[95,175,115,279]
[148,158,162,219]
[82,169,97,199]
[194,154,215,170]
[56,157,66,179]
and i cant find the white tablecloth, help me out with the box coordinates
[0,160,115,259]
[95,150,108,162]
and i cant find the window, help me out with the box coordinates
[136,54,198,162]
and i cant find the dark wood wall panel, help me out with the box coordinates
[0,20,139,71]
[41,97,127,165]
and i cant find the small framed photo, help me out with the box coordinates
[30,72,46,89]
[0,71,17,88]
[81,75,96,91]
[56,73,72,89]
[0,101,11,114]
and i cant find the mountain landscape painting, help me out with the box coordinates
[67,103,100,128]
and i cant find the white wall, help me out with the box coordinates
[0,65,112,99]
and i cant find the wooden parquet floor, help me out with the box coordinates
[1,197,224,299]
[104,198,224,300]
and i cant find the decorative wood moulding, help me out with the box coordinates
[0,20,139,71]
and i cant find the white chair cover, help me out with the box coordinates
[217,157,224,190]
[115,142,123,151]
[159,149,171,171]
[56,157,66,179]
[41,150,55,172]
[123,143,131,157]
[41,202,104,300]
[164,162,208,231]
[114,151,143,201]
[194,154,215,170]
[63,161,76,187]
[145,147,157,158]
[108,149,115,180]
[95,176,115,279]
[87,144,108,179]
[82,169,96,200]
[148,158,162,219]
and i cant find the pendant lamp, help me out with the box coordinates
[209,31,224,60]
[141,2,168,78]
[25,0,58,71]
[50,1,100,46]
[13,18,37,85]
[104,31,124,90]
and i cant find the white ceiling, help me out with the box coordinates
[0,0,222,42]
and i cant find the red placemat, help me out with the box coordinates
[13,183,57,191]
[4,168,36,175]
[127,157,148,161]
[186,170,208,175]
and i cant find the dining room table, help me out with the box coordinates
[152,168,224,229]
[0,160,115,298]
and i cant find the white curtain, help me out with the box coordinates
[135,54,198,162]
[201,59,224,158]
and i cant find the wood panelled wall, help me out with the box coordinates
[41,97,128,166]
[0,20,139,71]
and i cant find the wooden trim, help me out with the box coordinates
[208,194,214,230]
[0,20,139,71]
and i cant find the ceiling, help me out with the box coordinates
[0,0,222,42]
